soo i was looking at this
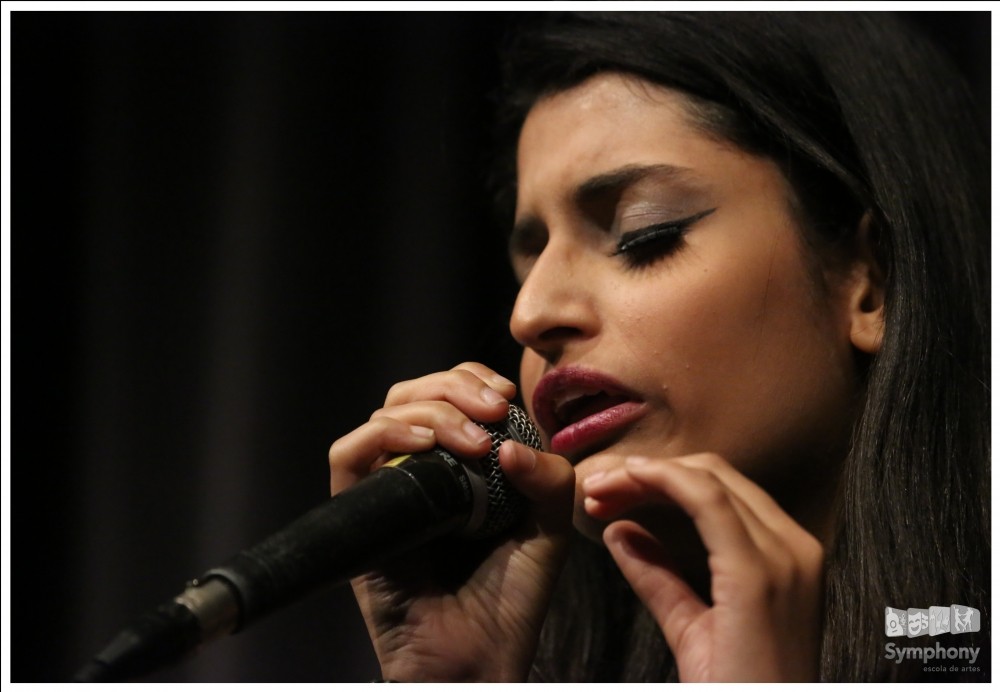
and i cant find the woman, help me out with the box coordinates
[328,13,989,682]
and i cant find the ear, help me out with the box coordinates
[844,211,885,354]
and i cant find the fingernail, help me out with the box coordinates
[409,425,435,439]
[514,442,537,472]
[480,386,507,406]
[464,420,491,445]
[490,373,516,388]
[582,470,607,490]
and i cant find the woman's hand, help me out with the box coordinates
[328,363,575,682]
[582,453,824,682]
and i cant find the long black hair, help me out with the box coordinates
[492,12,989,682]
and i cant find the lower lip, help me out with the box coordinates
[549,401,646,458]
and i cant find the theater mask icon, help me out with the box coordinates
[907,608,929,637]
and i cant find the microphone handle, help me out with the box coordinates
[75,449,477,682]
[205,448,476,628]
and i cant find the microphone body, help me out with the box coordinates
[75,404,540,682]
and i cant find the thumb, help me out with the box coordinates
[498,440,575,531]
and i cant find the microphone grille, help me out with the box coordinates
[473,404,542,539]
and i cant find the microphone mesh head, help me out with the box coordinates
[472,404,542,539]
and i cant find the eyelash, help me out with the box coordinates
[612,208,716,268]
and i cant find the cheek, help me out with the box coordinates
[661,236,823,375]
[616,237,854,460]
[612,263,770,380]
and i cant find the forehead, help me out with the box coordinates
[515,73,736,214]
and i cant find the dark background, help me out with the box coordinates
[10,11,989,682]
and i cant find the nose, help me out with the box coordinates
[509,239,598,360]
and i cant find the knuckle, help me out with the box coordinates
[770,537,825,595]
[690,452,727,471]
[452,361,482,374]
[384,380,411,404]
[448,368,482,389]
[328,437,350,466]
[693,474,729,510]
[798,535,826,578]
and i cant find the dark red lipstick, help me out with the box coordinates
[531,366,646,459]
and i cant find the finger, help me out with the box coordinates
[616,456,762,567]
[666,455,824,571]
[603,520,708,657]
[582,464,668,519]
[672,457,826,604]
[585,460,777,552]
[600,457,824,617]
[619,459,822,620]
[673,453,816,541]
[451,362,518,395]
[497,440,575,532]
[369,400,495,459]
[328,417,437,494]
[382,365,516,421]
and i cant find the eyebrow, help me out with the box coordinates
[510,163,701,249]
[573,163,698,205]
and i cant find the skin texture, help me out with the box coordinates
[328,72,884,681]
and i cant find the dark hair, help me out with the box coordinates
[493,12,989,682]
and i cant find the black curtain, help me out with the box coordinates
[10,11,989,682]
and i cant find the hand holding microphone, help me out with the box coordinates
[76,364,576,683]
[331,363,575,683]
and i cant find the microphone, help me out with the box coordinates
[74,404,541,682]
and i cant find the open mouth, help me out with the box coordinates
[532,367,647,458]
[554,389,633,429]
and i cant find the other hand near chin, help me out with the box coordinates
[582,453,824,682]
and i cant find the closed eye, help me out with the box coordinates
[612,208,716,268]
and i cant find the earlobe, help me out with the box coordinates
[849,287,884,354]
[845,212,885,355]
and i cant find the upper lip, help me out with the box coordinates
[531,365,643,440]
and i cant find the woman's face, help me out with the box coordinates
[510,73,861,539]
